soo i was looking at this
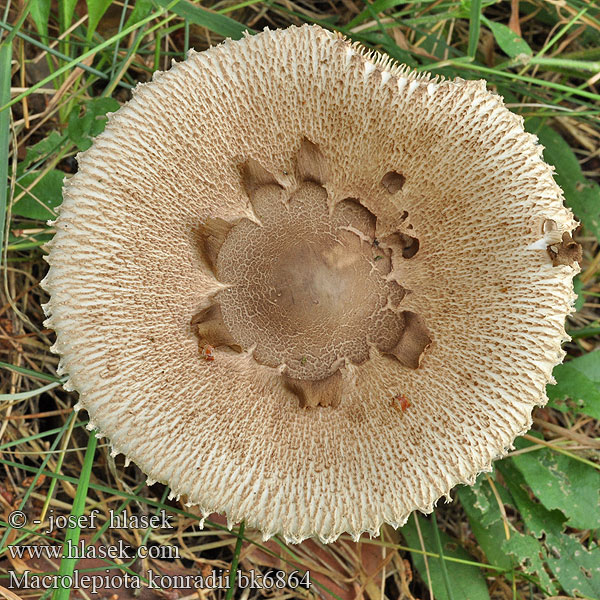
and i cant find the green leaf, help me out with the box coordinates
[59,0,78,32]
[510,438,600,530]
[457,478,513,571]
[124,0,153,28]
[501,533,557,595]
[67,108,94,152]
[54,434,98,600]
[12,169,64,220]
[497,460,565,538]
[482,17,532,58]
[498,460,600,597]
[467,0,482,58]
[67,97,120,151]
[29,0,51,42]
[21,130,66,170]
[401,514,491,600]
[548,351,600,419]
[545,531,600,598]
[86,0,114,38]
[0,362,62,382]
[496,461,560,594]
[88,97,121,116]
[535,125,600,241]
[153,0,253,39]
[346,0,406,30]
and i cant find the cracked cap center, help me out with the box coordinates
[192,139,432,408]
[216,181,405,381]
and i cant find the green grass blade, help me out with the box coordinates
[527,56,600,73]
[0,362,62,382]
[109,0,131,81]
[40,415,77,527]
[568,325,600,339]
[0,22,109,79]
[1,1,179,112]
[53,432,98,600]
[432,511,456,600]
[467,0,482,58]
[0,421,85,453]
[59,0,78,37]
[421,60,600,102]
[0,380,63,400]
[0,411,76,553]
[58,0,78,72]
[224,521,245,600]
[0,41,9,264]
[0,3,31,46]
[153,0,255,38]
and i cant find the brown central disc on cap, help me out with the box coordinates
[215,181,405,380]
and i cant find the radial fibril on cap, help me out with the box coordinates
[43,24,580,544]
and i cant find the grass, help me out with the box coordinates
[1,1,599,599]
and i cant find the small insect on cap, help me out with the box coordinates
[43,24,580,543]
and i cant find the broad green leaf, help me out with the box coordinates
[12,169,64,220]
[67,97,120,151]
[535,125,600,241]
[68,112,95,152]
[401,514,491,600]
[86,0,114,38]
[86,97,121,115]
[482,17,532,58]
[29,0,51,42]
[153,0,254,39]
[548,351,600,419]
[510,438,600,530]
[457,477,513,571]
[21,130,66,170]
[497,460,565,538]
[124,0,153,29]
[499,460,600,597]
[501,532,556,595]
[496,461,560,594]
[545,531,600,598]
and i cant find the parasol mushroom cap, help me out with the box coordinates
[42,24,579,543]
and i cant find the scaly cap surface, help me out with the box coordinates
[43,24,579,543]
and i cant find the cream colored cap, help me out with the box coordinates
[43,24,579,543]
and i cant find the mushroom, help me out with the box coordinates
[42,25,580,543]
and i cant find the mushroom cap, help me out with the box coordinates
[43,24,579,543]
